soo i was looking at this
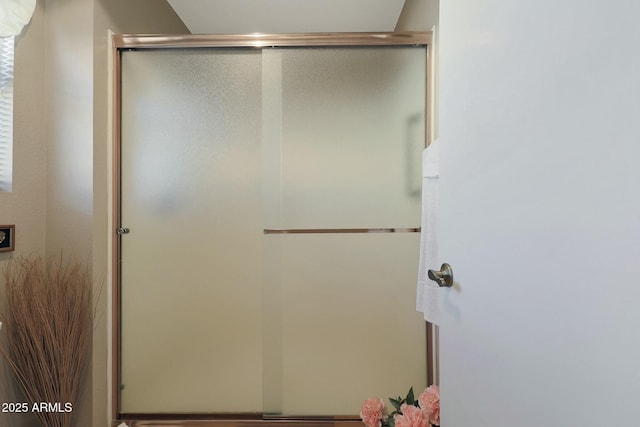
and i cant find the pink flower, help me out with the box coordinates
[418,385,440,426]
[394,404,430,427]
[360,397,386,427]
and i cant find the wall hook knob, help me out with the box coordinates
[427,263,453,287]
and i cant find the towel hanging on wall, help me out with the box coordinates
[416,139,442,325]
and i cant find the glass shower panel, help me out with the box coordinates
[279,47,426,229]
[275,233,426,416]
[119,49,263,413]
[262,46,427,416]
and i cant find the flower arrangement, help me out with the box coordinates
[360,386,440,427]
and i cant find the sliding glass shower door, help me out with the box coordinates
[118,40,427,417]
[261,46,426,416]
[119,49,264,413]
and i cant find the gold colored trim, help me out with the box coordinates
[264,227,420,234]
[426,323,434,385]
[113,32,431,49]
[112,38,123,422]
[426,43,433,148]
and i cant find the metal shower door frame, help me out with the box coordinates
[111,31,433,427]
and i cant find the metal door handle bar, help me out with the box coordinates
[264,227,420,234]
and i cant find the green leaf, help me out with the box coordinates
[389,398,401,411]
[406,387,415,405]
[388,417,396,427]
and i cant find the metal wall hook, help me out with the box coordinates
[427,263,453,287]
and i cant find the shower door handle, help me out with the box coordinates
[427,263,453,287]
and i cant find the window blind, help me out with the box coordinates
[0,36,14,192]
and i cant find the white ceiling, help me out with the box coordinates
[166,0,406,34]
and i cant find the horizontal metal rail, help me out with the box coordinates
[263,227,420,234]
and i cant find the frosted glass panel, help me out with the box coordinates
[272,233,426,416]
[118,44,428,418]
[119,49,263,413]
[280,47,426,229]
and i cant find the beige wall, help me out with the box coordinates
[0,4,47,426]
[0,3,46,262]
[45,0,94,261]
[45,1,95,425]
[0,0,186,426]
[396,0,438,31]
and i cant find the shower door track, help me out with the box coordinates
[264,227,420,234]
[115,416,363,427]
[112,31,434,427]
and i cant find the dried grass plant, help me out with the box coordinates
[0,255,93,427]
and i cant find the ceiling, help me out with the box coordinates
[166,0,407,34]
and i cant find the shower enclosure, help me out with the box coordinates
[112,32,432,426]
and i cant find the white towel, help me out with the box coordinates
[423,138,439,179]
[416,140,442,324]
